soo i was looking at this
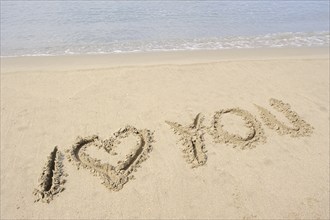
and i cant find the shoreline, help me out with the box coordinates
[1,47,329,73]
[2,30,329,59]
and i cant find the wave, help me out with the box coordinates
[2,31,329,57]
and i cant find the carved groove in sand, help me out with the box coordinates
[33,147,66,203]
[255,98,314,137]
[32,98,314,203]
[66,126,154,191]
[209,108,266,149]
[166,113,207,168]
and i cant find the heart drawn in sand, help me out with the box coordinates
[66,125,154,191]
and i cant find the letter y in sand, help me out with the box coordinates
[166,113,207,168]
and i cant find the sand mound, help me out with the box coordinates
[66,126,154,191]
[33,147,66,203]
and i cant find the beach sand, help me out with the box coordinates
[1,47,329,219]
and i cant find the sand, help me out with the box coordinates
[1,47,329,219]
[32,146,66,203]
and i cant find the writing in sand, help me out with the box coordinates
[33,98,313,203]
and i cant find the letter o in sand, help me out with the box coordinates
[210,108,266,149]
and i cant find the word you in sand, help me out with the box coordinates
[33,98,313,203]
[166,98,313,168]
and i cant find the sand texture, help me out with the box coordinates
[1,48,329,219]
[166,113,207,168]
[255,98,314,137]
[32,146,66,203]
[209,107,267,149]
[65,126,154,191]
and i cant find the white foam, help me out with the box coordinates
[2,31,328,57]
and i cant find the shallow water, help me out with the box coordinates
[1,1,329,57]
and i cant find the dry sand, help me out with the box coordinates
[1,48,329,219]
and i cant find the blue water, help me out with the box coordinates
[1,1,329,57]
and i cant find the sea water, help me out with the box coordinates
[1,1,329,57]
